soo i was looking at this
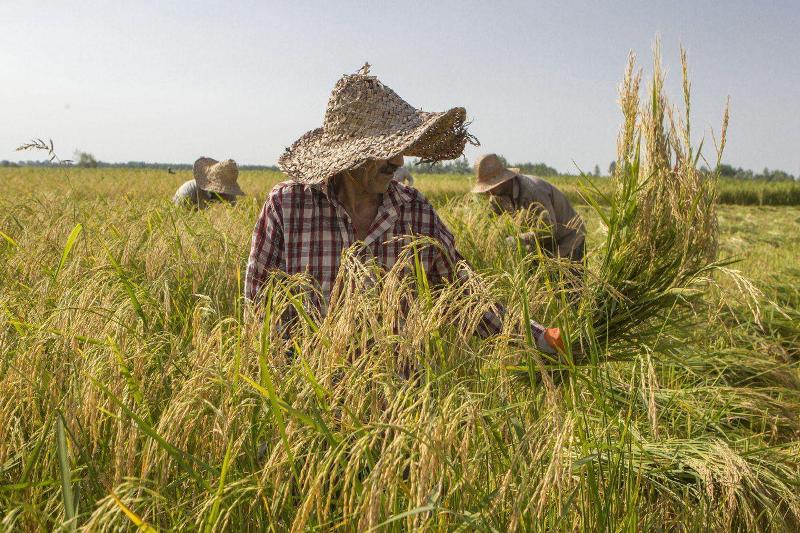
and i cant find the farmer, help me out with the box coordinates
[245,65,563,354]
[393,166,415,186]
[173,157,244,209]
[472,154,585,262]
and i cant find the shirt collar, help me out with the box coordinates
[387,180,414,206]
[309,178,414,207]
[307,178,413,246]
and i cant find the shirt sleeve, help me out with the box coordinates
[173,180,201,208]
[244,189,285,303]
[550,190,586,260]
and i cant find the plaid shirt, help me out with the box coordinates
[245,179,543,339]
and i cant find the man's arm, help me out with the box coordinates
[428,209,557,350]
[556,227,585,261]
[551,191,586,261]
[173,180,202,209]
[244,190,285,303]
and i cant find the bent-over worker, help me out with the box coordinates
[173,157,244,209]
[472,153,585,262]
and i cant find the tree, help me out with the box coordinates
[593,164,600,177]
[449,157,472,174]
[608,161,616,175]
[716,163,737,177]
[516,162,559,176]
[74,150,98,168]
[405,157,472,174]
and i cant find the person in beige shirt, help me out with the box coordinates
[472,153,585,261]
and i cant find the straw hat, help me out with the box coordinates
[471,153,520,194]
[278,63,477,184]
[193,157,244,196]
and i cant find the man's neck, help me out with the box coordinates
[334,172,381,217]
[333,172,382,240]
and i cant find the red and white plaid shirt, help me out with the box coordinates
[245,179,543,339]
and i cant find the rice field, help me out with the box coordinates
[2,53,799,531]
[2,162,799,531]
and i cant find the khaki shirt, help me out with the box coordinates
[495,175,585,260]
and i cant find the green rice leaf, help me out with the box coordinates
[56,414,77,531]
[53,223,82,282]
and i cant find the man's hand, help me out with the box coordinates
[534,325,565,354]
[544,328,564,352]
[505,233,541,250]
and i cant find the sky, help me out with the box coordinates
[2,0,798,173]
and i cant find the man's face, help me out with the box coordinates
[487,177,514,199]
[486,178,515,212]
[360,154,404,194]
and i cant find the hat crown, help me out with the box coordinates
[207,159,239,184]
[475,153,506,182]
[193,157,243,196]
[323,73,420,140]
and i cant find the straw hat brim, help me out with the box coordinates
[471,168,519,194]
[279,107,469,184]
[194,159,244,196]
[200,179,245,197]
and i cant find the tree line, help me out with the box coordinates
[2,153,796,181]
[0,151,277,171]
[406,156,560,176]
[708,163,796,182]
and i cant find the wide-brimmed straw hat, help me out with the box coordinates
[193,157,244,196]
[471,153,520,194]
[278,63,478,184]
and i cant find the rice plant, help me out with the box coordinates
[1,46,799,531]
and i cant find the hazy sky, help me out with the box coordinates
[2,1,798,173]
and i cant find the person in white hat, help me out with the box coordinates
[393,166,415,187]
[245,65,564,354]
[173,157,244,209]
[472,154,585,262]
